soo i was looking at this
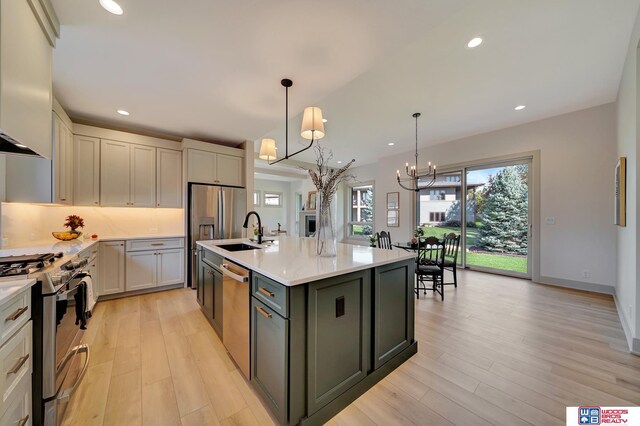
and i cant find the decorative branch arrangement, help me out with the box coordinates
[303,145,355,256]
[304,145,355,198]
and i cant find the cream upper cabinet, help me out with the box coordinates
[187,148,244,187]
[0,0,54,158]
[100,140,157,207]
[130,144,156,207]
[100,140,131,207]
[216,153,243,187]
[52,113,73,204]
[156,149,182,208]
[73,136,100,206]
[187,149,217,183]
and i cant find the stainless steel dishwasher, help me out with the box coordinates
[221,258,250,378]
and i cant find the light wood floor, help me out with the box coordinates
[62,270,640,426]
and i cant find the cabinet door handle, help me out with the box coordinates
[258,287,274,298]
[7,354,29,375]
[151,243,164,246]
[256,306,272,319]
[5,306,28,322]
[17,415,29,426]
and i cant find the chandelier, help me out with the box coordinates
[396,112,437,192]
[259,79,325,165]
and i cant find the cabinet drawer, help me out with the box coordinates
[0,321,32,415]
[203,249,222,267]
[0,371,31,425]
[252,273,288,318]
[0,289,30,347]
[126,238,184,252]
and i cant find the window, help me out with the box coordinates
[348,183,374,237]
[445,175,461,183]
[429,190,446,200]
[429,212,446,222]
[253,191,261,206]
[263,192,282,207]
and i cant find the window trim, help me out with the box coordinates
[345,181,375,240]
[263,191,283,207]
[253,190,261,207]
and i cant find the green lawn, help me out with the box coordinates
[418,225,527,273]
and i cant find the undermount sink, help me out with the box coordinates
[216,243,262,252]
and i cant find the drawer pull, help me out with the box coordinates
[7,354,29,375]
[258,287,274,298]
[151,243,165,246]
[256,306,272,319]
[5,306,28,322]
[18,415,29,426]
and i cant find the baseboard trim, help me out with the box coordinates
[536,275,615,295]
[97,283,184,301]
[613,293,639,355]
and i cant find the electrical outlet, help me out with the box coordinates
[149,227,158,234]
[582,270,591,279]
[545,217,556,225]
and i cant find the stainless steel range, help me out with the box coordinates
[0,251,95,426]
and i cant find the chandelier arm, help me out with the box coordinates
[286,136,315,158]
[396,176,416,192]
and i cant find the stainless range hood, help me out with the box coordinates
[0,129,42,157]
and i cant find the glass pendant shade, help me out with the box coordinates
[259,138,277,161]
[300,107,325,140]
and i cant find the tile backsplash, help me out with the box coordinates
[0,202,184,247]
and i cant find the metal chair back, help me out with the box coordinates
[377,231,392,250]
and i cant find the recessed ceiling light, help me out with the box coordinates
[388,142,395,146]
[337,161,342,164]
[467,37,483,48]
[99,0,123,15]
[514,105,526,111]
[322,118,328,123]
[117,109,130,116]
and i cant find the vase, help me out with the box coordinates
[316,191,336,257]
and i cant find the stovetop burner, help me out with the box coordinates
[0,252,63,277]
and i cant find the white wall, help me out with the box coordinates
[1,203,184,247]
[254,179,291,234]
[616,6,640,352]
[350,104,617,291]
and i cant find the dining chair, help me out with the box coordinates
[377,231,392,250]
[415,236,445,300]
[441,233,461,287]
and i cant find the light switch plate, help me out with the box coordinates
[545,217,556,225]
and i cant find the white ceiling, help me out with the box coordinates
[52,0,639,166]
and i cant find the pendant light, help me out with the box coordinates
[396,112,437,191]
[259,79,325,165]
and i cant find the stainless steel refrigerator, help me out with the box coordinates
[188,183,247,287]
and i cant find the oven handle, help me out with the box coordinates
[55,344,90,401]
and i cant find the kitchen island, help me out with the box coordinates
[196,237,417,426]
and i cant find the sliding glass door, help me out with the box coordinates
[416,158,532,278]
[465,162,530,277]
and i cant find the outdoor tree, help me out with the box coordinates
[361,187,374,235]
[476,166,528,254]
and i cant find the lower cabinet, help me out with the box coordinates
[306,270,370,415]
[198,256,223,336]
[99,241,126,295]
[251,299,288,425]
[126,248,185,291]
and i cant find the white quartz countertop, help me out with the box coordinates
[197,236,415,286]
[0,278,36,305]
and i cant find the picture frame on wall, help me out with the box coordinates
[387,192,399,210]
[386,191,400,227]
[615,157,626,227]
[307,191,317,211]
[387,210,399,227]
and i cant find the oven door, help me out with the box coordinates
[43,280,90,426]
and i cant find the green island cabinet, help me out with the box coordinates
[196,247,223,336]
[250,258,416,425]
